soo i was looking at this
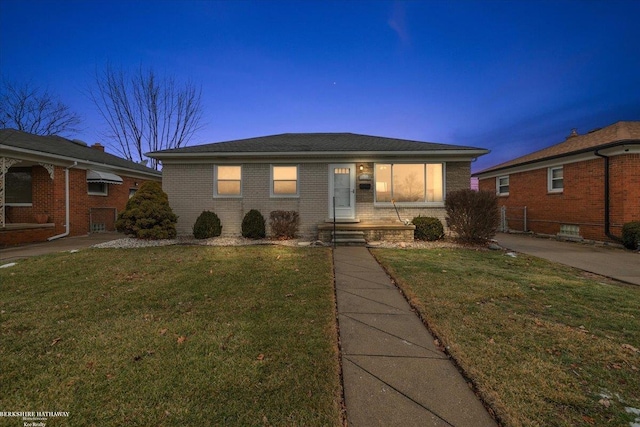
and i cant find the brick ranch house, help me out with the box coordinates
[1,129,162,246]
[148,133,488,243]
[474,121,640,242]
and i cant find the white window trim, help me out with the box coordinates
[5,203,33,207]
[213,165,243,198]
[88,183,108,196]
[373,162,445,207]
[547,166,563,193]
[270,164,300,198]
[497,175,510,196]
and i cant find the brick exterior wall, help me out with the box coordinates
[2,165,158,246]
[163,160,472,238]
[478,153,640,242]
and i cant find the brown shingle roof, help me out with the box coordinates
[476,121,640,174]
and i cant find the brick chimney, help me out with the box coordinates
[91,143,105,152]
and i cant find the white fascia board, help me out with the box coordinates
[0,145,161,180]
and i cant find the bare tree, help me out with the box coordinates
[0,78,82,136]
[88,64,203,170]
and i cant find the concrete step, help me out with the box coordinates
[332,230,367,246]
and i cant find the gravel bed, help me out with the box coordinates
[93,236,467,249]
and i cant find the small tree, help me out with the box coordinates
[242,209,266,239]
[445,189,499,243]
[115,181,177,239]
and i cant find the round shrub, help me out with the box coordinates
[412,216,444,241]
[115,181,178,239]
[242,209,266,239]
[193,211,222,239]
[622,221,640,250]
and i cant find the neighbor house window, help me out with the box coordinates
[88,182,108,195]
[6,167,32,205]
[548,166,563,192]
[214,165,242,197]
[271,165,299,196]
[497,176,509,196]
[374,163,443,204]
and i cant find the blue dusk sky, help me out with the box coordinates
[1,0,639,172]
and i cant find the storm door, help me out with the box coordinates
[329,163,356,219]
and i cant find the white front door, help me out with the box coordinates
[329,163,356,220]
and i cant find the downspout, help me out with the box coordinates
[593,151,621,242]
[48,161,77,241]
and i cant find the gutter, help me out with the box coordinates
[48,161,77,241]
[593,150,622,243]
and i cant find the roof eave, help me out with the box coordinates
[473,140,640,177]
[148,149,490,160]
[1,145,162,179]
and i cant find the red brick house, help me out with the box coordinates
[474,121,640,242]
[0,129,162,246]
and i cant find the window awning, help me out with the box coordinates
[87,170,123,185]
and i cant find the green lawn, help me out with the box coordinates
[372,248,640,427]
[0,246,342,426]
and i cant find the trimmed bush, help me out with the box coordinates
[193,211,222,239]
[622,221,640,250]
[115,181,178,239]
[270,210,300,240]
[412,216,444,241]
[242,209,266,239]
[445,189,499,243]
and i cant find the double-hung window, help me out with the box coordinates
[497,176,509,196]
[548,166,563,192]
[374,163,443,204]
[271,165,298,197]
[214,165,242,197]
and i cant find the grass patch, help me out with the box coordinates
[372,248,640,427]
[0,246,341,426]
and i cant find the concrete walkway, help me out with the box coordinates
[334,247,497,427]
[0,232,122,263]
[495,233,640,286]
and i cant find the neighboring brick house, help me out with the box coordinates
[474,121,640,242]
[148,133,488,243]
[0,129,162,246]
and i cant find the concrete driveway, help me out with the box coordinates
[495,233,640,286]
[0,232,122,263]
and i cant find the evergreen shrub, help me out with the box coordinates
[115,181,178,239]
[622,221,640,250]
[242,209,266,239]
[411,216,444,241]
[193,211,222,239]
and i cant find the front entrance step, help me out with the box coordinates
[332,230,367,246]
[317,221,416,244]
